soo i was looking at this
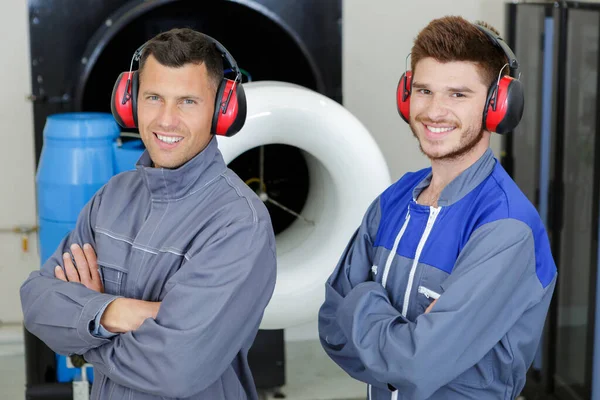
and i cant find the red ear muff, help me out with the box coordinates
[483,75,524,134]
[114,35,247,135]
[212,78,247,137]
[396,71,412,123]
[475,23,524,134]
[111,71,139,129]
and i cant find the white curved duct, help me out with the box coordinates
[216,81,391,329]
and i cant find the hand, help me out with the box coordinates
[54,243,104,293]
[425,299,438,314]
[100,298,161,333]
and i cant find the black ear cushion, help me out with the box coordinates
[132,71,139,128]
[111,72,127,128]
[210,79,227,134]
[211,79,227,134]
[396,72,412,123]
[496,80,525,134]
[482,83,497,131]
[227,84,247,136]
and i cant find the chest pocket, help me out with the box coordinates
[415,263,448,315]
[97,262,128,296]
[95,231,131,297]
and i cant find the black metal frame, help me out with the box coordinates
[586,8,600,396]
[504,4,557,396]
[501,2,517,177]
[27,0,343,164]
[545,5,567,397]
[25,1,342,398]
[552,5,600,400]
[505,2,600,400]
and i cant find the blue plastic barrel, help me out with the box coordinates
[35,112,144,384]
[37,113,120,264]
[114,139,145,173]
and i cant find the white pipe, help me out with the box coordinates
[217,81,391,329]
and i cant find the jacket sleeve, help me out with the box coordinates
[318,197,389,390]
[335,217,557,399]
[20,185,122,356]
[82,217,277,399]
[90,302,118,338]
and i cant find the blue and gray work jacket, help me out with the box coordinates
[319,148,557,400]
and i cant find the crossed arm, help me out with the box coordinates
[320,216,556,399]
[21,186,277,398]
[55,242,159,334]
[24,226,276,398]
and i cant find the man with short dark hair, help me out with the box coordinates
[318,16,557,400]
[20,28,277,400]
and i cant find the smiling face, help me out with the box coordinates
[408,57,491,161]
[137,54,216,169]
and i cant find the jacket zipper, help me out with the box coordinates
[381,205,411,288]
[373,205,441,400]
[371,205,410,400]
[385,207,440,400]
[401,206,441,317]
[418,285,441,300]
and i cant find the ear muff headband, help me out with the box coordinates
[208,37,247,137]
[474,24,524,134]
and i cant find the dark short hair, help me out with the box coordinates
[138,28,224,92]
[411,16,509,88]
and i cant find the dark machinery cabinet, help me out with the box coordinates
[505,2,600,400]
[28,0,342,162]
[25,1,342,398]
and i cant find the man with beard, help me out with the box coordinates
[20,28,277,400]
[318,16,557,400]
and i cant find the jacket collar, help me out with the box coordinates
[136,136,227,202]
[412,147,497,207]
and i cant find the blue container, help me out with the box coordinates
[114,139,145,173]
[37,113,120,264]
[36,112,145,384]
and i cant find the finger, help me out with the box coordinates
[63,252,81,283]
[54,266,67,281]
[70,244,91,286]
[425,299,438,314]
[83,243,101,284]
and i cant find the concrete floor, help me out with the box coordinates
[0,325,366,400]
